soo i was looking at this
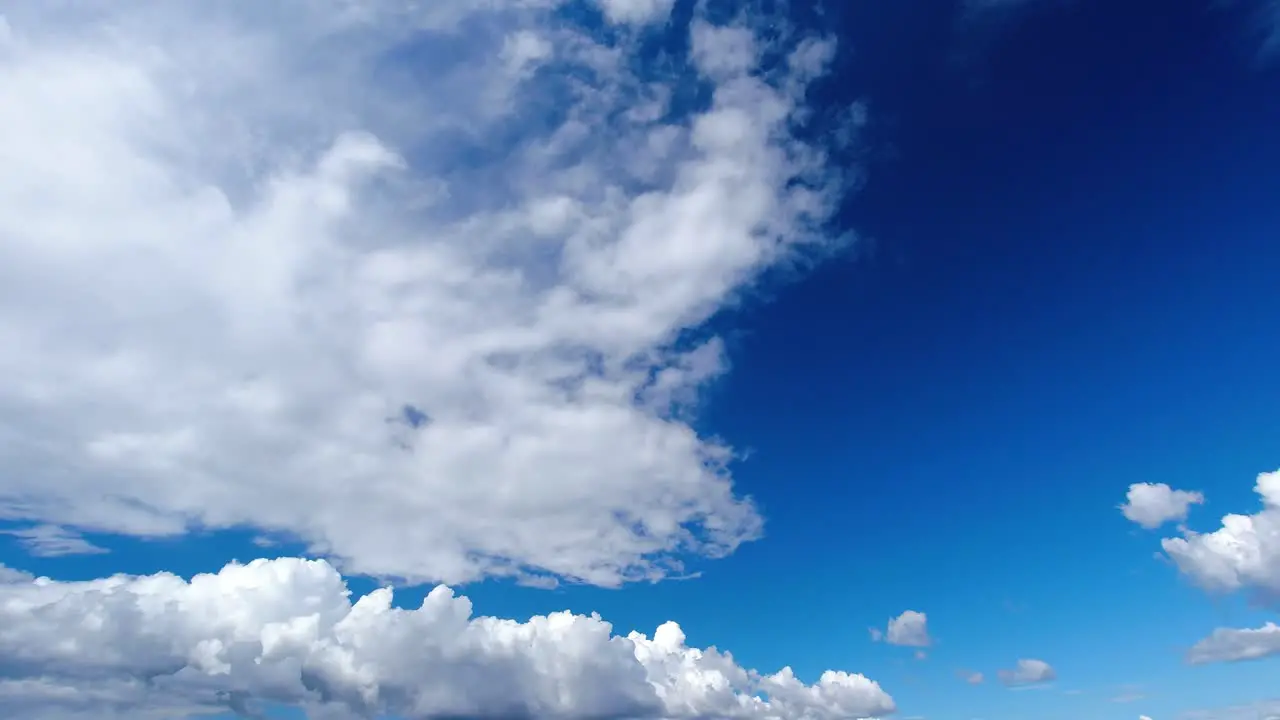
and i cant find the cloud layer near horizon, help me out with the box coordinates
[0,0,856,588]
[0,557,896,720]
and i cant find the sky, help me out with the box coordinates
[0,1,1278,719]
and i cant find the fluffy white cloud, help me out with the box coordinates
[1160,470,1280,597]
[996,659,1056,687]
[1187,622,1280,665]
[0,0,856,587]
[880,610,932,648]
[0,557,896,719]
[1120,482,1204,529]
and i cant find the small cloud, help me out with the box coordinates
[875,610,931,648]
[1119,482,1204,529]
[0,525,107,557]
[869,627,884,642]
[997,658,1056,687]
[1139,715,1153,720]
[958,670,984,685]
[1187,623,1280,665]
[915,650,928,661]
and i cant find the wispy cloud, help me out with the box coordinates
[0,524,107,557]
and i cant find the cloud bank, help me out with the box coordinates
[0,557,895,720]
[0,0,858,587]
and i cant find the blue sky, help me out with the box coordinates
[1,1,1279,720]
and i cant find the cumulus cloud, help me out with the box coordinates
[877,610,932,648]
[996,659,1056,687]
[1160,470,1280,598]
[0,0,857,586]
[0,557,896,719]
[1187,622,1280,665]
[1120,482,1205,529]
[960,670,984,685]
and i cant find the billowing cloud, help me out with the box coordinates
[0,557,896,719]
[1120,482,1204,529]
[1160,470,1280,597]
[997,659,1056,687]
[880,610,932,648]
[0,0,858,587]
[1187,622,1280,665]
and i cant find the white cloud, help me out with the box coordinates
[879,610,932,648]
[962,671,984,685]
[1140,716,1153,720]
[1187,622,1280,665]
[996,659,1056,687]
[0,1,854,586]
[1160,470,1280,597]
[1120,482,1205,529]
[0,557,896,719]
[0,563,31,583]
[596,0,677,25]
[0,524,107,556]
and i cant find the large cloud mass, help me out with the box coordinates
[0,0,857,586]
[0,557,896,719]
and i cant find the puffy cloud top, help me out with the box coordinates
[0,557,896,719]
[883,610,932,648]
[1161,470,1280,596]
[1120,482,1204,529]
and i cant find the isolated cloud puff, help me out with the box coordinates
[0,558,896,719]
[0,0,858,587]
[997,659,1056,687]
[1160,470,1280,597]
[1120,482,1205,529]
[880,610,932,648]
[1187,622,1280,665]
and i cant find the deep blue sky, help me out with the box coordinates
[5,2,1278,719]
